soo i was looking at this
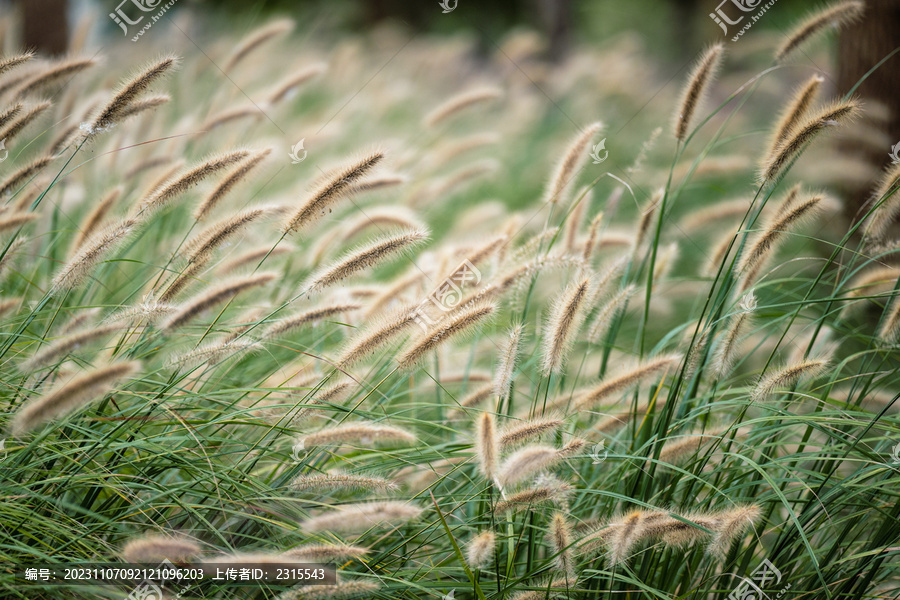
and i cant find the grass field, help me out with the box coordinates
[0,2,899,599]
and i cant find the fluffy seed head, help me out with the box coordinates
[607,510,647,566]
[182,206,270,268]
[114,94,170,121]
[13,57,95,99]
[761,75,824,174]
[449,383,494,418]
[10,362,139,437]
[284,151,385,233]
[289,472,398,493]
[712,292,757,377]
[425,87,502,127]
[89,55,177,133]
[0,52,34,77]
[51,218,138,293]
[497,445,560,488]
[475,412,499,481]
[877,297,900,345]
[633,190,663,255]
[396,301,495,369]
[136,150,252,214]
[337,302,420,367]
[497,441,582,488]
[0,103,23,132]
[548,512,574,576]
[657,426,727,465]
[300,502,422,534]
[543,122,603,204]
[582,211,605,261]
[194,148,272,220]
[0,101,51,144]
[170,338,260,368]
[494,323,524,401]
[0,155,54,197]
[738,194,823,291]
[775,1,865,62]
[467,531,495,570]
[499,417,564,448]
[267,64,326,104]
[300,422,416,448]
[161,272,276,330]
[863,162,900,241]
[509,578,576,600]
[703,505,762,558]
[752,358,828,402]
[674,44,724,141]
[493,482,574,514]
[541,277,593,375]
[0,211,39,233]
[345,174,407,196]
[759,100,859,184]
[201,105,261,131]
[280,580,381,600]
[265,303,360,339]
[305,228,428,292]
[574,354,682,411]
[21,324,121,372]
[283,544,369,562]
[121,534,201,563]
[588,284,637,344]
[224,19,294,72]
[70,187,123,255]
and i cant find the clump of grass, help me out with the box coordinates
[0,11,897,600]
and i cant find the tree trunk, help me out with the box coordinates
[837,0,900,225]
[21,0,69,56]
[535,0,571,61]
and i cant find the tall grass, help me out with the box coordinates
[0,5,898,600]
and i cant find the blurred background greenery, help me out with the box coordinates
[11,0,820,61]
[5,0,899,220]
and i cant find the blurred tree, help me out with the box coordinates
[20,0,69,55]
[837,0,900,223]
[535,0,572,60]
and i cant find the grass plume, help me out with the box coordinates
[673,44,723,142]
[9,361,139,437]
